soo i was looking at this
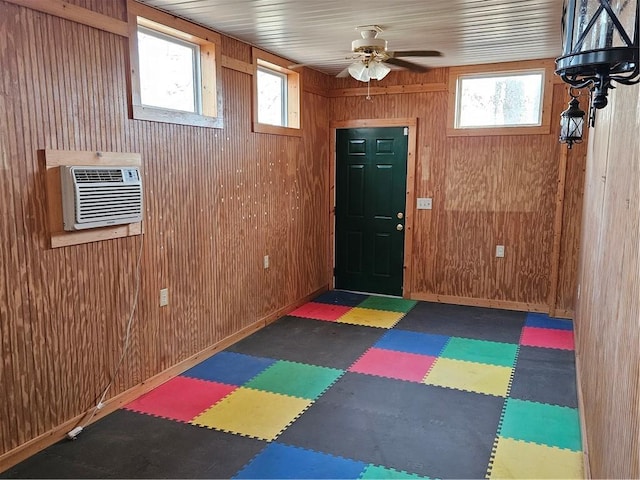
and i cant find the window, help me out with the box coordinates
[252,48,301,136]
[137,27,201,113]
[456,72,544,128]
[447,61,553,136]
[257,67,287,126]
[127,1,222,128]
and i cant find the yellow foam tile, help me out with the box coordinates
[337,307,404,329]
[424,358,512,397]
[488,436,583,479]
[190,387,312,441]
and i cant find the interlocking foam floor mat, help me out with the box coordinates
[2,294,583,479]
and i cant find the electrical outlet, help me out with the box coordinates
[417,197,432,210]
[263,255,269,269]
[496,245,505,258]
[159,288,169,307]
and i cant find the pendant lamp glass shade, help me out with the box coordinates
[348,60,391,82]
[555,0,639,113]
[559,92,586,149]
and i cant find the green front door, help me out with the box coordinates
[335,127,408,296]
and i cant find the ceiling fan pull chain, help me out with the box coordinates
[366,80,372,101]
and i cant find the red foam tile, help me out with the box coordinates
[125,376,236,422]
[349,347,436,383]
[289,302,352,321]
[520,326,575,350]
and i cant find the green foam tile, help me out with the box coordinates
[244,360,343,400]
[360,465,429,479]
[359,296,417,313]
[440,337,518,367]
[500,398,582,451]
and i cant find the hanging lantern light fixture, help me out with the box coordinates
[555,0,639,125]
[560,88,586,148]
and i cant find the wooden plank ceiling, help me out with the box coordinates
[137,0,563,74]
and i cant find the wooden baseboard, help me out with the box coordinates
[553,308,575,320]
[0,286,325,473]
[574,347,591,478]
[409,292,548,313]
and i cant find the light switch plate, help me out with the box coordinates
[496,245,505,258]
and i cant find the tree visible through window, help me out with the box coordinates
[456,72,544,128]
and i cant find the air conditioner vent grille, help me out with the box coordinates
[61,165,143,231]
[76,185,143,222]
[73,169,124,183]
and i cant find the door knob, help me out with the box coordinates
[396,224,404,231]
[397,212,404,219]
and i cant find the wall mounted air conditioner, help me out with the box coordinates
[61,166,143,231]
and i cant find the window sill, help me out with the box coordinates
[252,122,302,137]
[132,105,223,129]
[446,124,551,137]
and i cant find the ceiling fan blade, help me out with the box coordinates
[383,57,429,72]
[388,50,442,58]
[336,67,351,78]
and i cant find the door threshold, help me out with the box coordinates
[334,288,403,299]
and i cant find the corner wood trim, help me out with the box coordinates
[0,286,326,473]
[410,292,549,313]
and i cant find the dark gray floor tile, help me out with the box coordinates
[395,302,526,343]
[227,316,384,369]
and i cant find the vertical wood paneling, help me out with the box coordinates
[329,69,582,310]
[0,0,329,461]
[575,83,639,478]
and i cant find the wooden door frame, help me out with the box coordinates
[328,118,418,298]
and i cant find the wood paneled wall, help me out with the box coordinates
[0,0,587,466]
[0,0,329,461]
[575,83,639,478]
[328,70,586,313]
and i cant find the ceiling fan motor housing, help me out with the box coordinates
[352,30,387,54]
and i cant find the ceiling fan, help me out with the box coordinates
[338,26,442,82]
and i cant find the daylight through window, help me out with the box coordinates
[137,26,201,113]
[257,67,287,126]
[455,71,544,128]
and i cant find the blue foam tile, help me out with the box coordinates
[234,443,367,479]
[375,330,449,356]
[181,351,276,386]
[313,290,369,307]
[525,313,574,331]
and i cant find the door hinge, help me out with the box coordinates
[403,127,408,136]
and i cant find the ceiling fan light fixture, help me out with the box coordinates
[348,61,370,81]
[368,61,391,80]
[347,60,391,82]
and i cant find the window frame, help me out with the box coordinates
[127,0,223,129]
[252,48,302,137]
[446,60,554,137]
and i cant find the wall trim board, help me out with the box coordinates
[0,286,326,473]
[329,118,418,297]
[3,0,128,36]
[328,83,447,98]
[221,55,254,75]
[548,146,569,316]
[410,292,548,314]
[574,348,592,479]
[43,149,143,248]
